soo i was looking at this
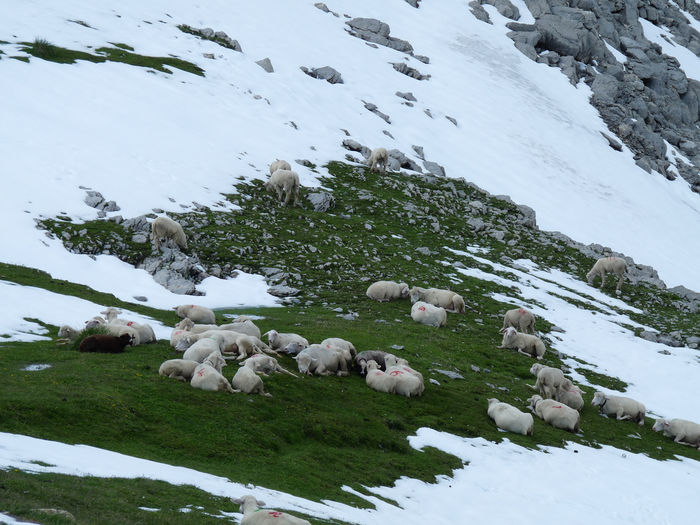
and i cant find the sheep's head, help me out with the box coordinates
[366,359,379,371]
[585,269,595,283]
[527,395,542,410]
[529,363,544,376]
[408,287,422,304]
[384,354,398,368]
[501,327,517,344]
[232,495,264,514]
[175,318,194,330]
[294,353,315,375]
[591,391,607,407]
[652,419,669,432]
[264,330,279,347]
[399,283,409,298]
[175,337,193,351]
[284,341,304,355]
[487,398,499,406]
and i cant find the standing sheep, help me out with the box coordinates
[586,256,627,292]
[411,301,447,328]
[487,398,534,436]
[231,365,272,396]
[529,363,565,399]
[174,305,216,324]
[592,391,645,425]
[502,307,536,334]
[367,147,388,175]
[231,495,311,525]
[152,216,187,252]
[554,379,585,411]
[365,281,409,302]
[527,395,580,432]
[264,169,300,207]
[409,286,465,313]
[652,418,700,448]
[269,159,292,175]
[498,327,545,359]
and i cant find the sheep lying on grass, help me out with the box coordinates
[487,398,534,436]
[79,333,133,353]
[101,307,156,344]
[320,337,356,365]
[269,159,292,175]
[529,363,565,399]
[411,301,447,327]
[385,354,425,396]
[528,395,580,432]
[232,365,272,396]
[409,286,465,313]
[152,216,187,251]
[57,325,80,342]
[159,359,204,382]
[502,307,536,334]
[294,344,348,376]
[232,494,310,525]
[264,169,300,207]
[498,327,545,359]
[367,147,388,174]
[355,350,389,376]
[182,337,223,362]
[365,360,395,394]
[652,418,700,448]
[555,379,585,411]
[366,280,409,302]
[174,304,216,324]
[586,256,627,292]
[264,330,309,354]
[191,351,235,393]
[592,391,645,425]
[176,317,262,339]
[242,354,297,377]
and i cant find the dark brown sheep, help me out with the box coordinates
[79,333,133,353]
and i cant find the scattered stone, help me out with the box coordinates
[300,65,344,84]
[178,24,241,51]
[445,116,458,126]
[268,284,300,297]
[431,369,464,379]
[422,160,445,177]
[639,330,659,343]
[307,191,336,212]
[470,365,481,372]
[314,2,330,12]
[396,91,417,102]
[429,378,440,385]
[345,17,414,54]
[391,345,405,351]
[255,57,274,73]
[133,295,148,302]
[392,62,430,80]
[363,101,391,123]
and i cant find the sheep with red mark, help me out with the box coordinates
[365,360,395,394]
[320,337,356,365]
[79,333,133,353]
[191,352,235,393]
[100,307,156,344]
[173,304,216,324]
[410,301,447,327]
[355,350,389,376]
[152,216,187,251]
[231,365,272,396]
[409,286,465,313]
[527,395,580,432]
[555,379,585,411]
[231,495,311,525]
[159,359,204,382]
[586,256,627,292]
[502,307,536,334]
[385,354,425,395]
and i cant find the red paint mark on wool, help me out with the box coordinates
[390,370,404,376]
[197,369,205,377]
[418,306,426,311]
[268,511,283,517]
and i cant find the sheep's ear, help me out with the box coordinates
[256,499,266,506]
[231,497,243,504]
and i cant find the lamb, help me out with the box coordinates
[231,365,272,396]
[554,379,585,411]
[231,495,310,525]
[243,354,297,377]
[182,337,224,363]
[527,395,580,432]
[269,159,292,175]
[365,360,395,394]
[652,418,700,448]
[79,333,133,353]
[592,391,646,425]
[365,280,409,302]
[159,359,205,382]
[100,308,156,344]
[529,363,565,399]
[355,350,389,376]
[264,169,300,207]
[294,344,348,376]
[151,216,187,251]
[173,304,216,324]
[498,327,545,359]
[320,337,356,364]
[191,352,236,393]
[502,307,536,334]
[367,147,388,175]
[586,256,627,292]
[487,398,534,436]
[411,301,447,328]
[264,330,309,354]
[384,355,425,395]
[409,286,465,313]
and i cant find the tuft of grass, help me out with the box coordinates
[69,326,110,352]
[31,37,58,59]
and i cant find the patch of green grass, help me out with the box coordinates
[109,42,135,51]
[10,56,30,63]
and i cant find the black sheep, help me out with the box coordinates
[79,333,132,353]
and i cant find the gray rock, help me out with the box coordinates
[307,191,336,212]
[396,91,417,102]
[131,233,148,243]
[481,0,521,20]
[431,369,464,379]
[412,145,425,159]
[388,149,423,172]
[122,215,151,232]
[84,191,105,208]
[469,1,492,24]
[345,17,414,54]
[268,284,300,297]
[301,66,343,84]
[255,57,274,73]
[516,204,537,228]
[416,246,431,255]
[363,101,391,123]
[658,334,683,348]
[639,330,659,342]
[445,116,458,126]
[314,2,330,12]
[153,268,197,295]
[392,62,430,80]
[404,0,421,7]
[102,200,120,212]
[423,160,446,177]
[341,139,371,158]
[467,218,486,231]
[133,295,148,302]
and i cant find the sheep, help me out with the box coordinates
[100,308,156,344]
[528,363,566,399]
[498,327,545,359]
[384,355,425,395]
[586,256,627,292]
[79,333,133,353]
[652,418,700,448]
[385,364,423,397]
[226,334,277,360]
[487,398,534,436]
[170,328,192,350]
[57,325,79,341]
[191,352,236,393]
[264,169,299,207]
[264,330,309,354]
[367,147,388,175]
[502,307,536,334]
[182,337,224,362]
[355,350,389,376]
[151,216,187,251]
[103,323,141,346]
[173,304,216,324]
[231,495,310,525]
[175,317,262,339]
[365,280,409,302]
[222,318,262,339]
[294,344,348,376]
[320,337,356,364]
[365,360,395,394]
[554,379,585,411]
[527,395,580,432]
[410,301,447,328]
[242,354,297,377]
[409,286,465,313]
[84,316,106,329]
[592,391,646,425]
[269,159,292,175]
[159,359,205,382]
[231,365,272,396]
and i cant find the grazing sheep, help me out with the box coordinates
[367,147,388,175]
[409,286,465,313]
[366,280,409,302]
[365,360,395,394]
[264,169,300,207]
[100,308,156,344]
[586,256,627,292]
[182,338,223,363]
[79,333,132,353]
[487,398,534,436]
[173,304,216,324]
[294,344,348,376]
[159,359,205,382]
[243,354,297,377]
[384,355,425,395]
[528,395,580,432]
[191,352,235,393]
[554,379,585,411]
[502,307,536,334]
[592,392,645,425]
[320,337,356,364]
[264,330,309,354]
[269,159,292,175]
[498,327,545,359]
[231,495,310,525]
[231,365,272,396]
[529,363,565,399]
[355,350,389,376]
[652,418,700,448]
[411,301,447,328]
[152,216,187,251]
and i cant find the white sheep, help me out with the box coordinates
[269,159,292,175]
[529,363,565,399]
[294,344,348,376]
[498,327,545,359]
[103,323,141,346]
[100,308,156,344]
[502,307,536,334]
[365,360,395,394]
[231,495,310,525]
[191,352,236,393]
[159,359,207,382]
[367,147,388,175]
[320,337,356,365]
[176,330,247,353]
[554,379,585,411]
[170,328,193,350]
[586,256,627,292]
[411,301,447,328]
[365,280,409,302]
[385,364,423,397]
[231,365,272,397]
[652,418,700,448]
[384,355,425,395]
[409,286,465,313]
[57,325,80,341]
[591,391,645,425]
[487,398,534,436]
[227,334,277,360]
[152,216,187,251]
[173,304,216,324]
[222,318,262,339]
[182,338,224,363]
[176,318,262,339]
[243,354,297,377]
[264,169,300,207]
[527,395,580,432]
[264,330,309,354]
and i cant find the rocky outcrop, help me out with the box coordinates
[177,24,242,52]
[300,65,344,84]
